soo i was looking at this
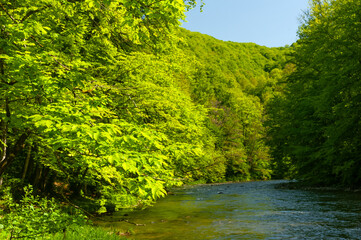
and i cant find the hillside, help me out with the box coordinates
[175,28,292,181]
[0,2,291,233]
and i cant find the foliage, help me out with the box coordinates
[177,28,291,181]
[0,0,294,233]
[0,185,86,239]
[268,0,361,186]
[0,0,204,213]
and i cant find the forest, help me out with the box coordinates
[0,0,360,238]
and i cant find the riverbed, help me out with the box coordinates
[97,180,361,239]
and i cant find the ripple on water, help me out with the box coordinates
[96,180,361,240]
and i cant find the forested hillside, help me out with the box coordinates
[7,0,361,238]
[3,0,361,238]
[0,0,291,221]
[268,0,361,187]
[177,28,292,181]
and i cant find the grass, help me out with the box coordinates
[0,224,128,240]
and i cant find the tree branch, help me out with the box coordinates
[0,3,19,23]
[21,6,49,23]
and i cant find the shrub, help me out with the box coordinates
[0,185,86,239]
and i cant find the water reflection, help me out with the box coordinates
[97,180,361,239]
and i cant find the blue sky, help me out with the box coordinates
[181,0,310,48]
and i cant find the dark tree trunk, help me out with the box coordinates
[0,131,30,177]
[22,144,32,181]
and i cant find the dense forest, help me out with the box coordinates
[268,0,361,187]
[0,0,360,238]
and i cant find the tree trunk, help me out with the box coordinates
[22,144,32,181]
[33,164,43,193]
[0,98,9,180]
[40,167,50,192]
[0,96,31,177]
[0,131,30,177]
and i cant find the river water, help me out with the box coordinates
[98,180,361,239]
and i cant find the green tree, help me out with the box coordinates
[177,28,291,181]
[0,0,202,211]
[268,0,361,186]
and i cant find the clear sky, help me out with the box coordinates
[181,0,310,48]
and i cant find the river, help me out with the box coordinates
[97,180,361,239]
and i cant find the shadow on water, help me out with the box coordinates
[96,180,361,239]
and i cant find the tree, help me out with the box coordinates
[0,0,202,211]
[268,0,361,186]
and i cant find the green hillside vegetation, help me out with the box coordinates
[177,28,292,181]
[268,0,361,187]
[0,0,291,237]
[4,0,361,238]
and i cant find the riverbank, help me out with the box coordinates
[0,224,127,240]
[0,186,127,240]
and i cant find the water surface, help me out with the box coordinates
[98,180,361,239]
